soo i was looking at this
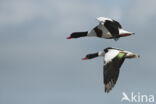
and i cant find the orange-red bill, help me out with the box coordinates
[82,57,87,60]
[66,36,72,39]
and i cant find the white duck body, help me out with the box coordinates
[87,24,113,39]
[67,17,134,40]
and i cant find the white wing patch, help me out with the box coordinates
[96,17,112,23]
[104,49,119,65]
[87,24,112,38]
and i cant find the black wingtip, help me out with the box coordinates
[105,88,111,93]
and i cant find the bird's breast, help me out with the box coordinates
[100,26,112,38]
[88,25,113,38]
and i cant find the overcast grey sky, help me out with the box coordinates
[0,0,156,104]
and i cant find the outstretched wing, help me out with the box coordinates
[104,52,126,93]
[104,20,122,40]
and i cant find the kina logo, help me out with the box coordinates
[121,92,154,103]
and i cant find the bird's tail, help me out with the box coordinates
[125,53,140,58]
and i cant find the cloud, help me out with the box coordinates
[0,0,156,104]
[0,0,57,26]
[128,0,156,25]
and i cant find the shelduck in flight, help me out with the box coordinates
[82,47,140,93]
[67,17,134,41]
